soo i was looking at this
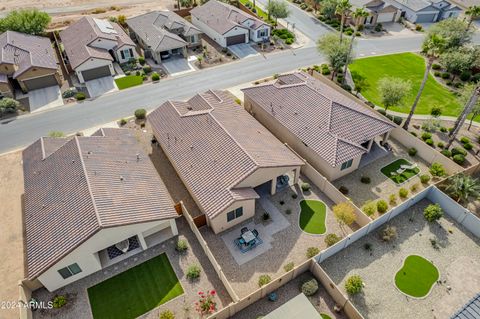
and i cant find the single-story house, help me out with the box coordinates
[0,31,61,96]
[148,90,304,234]
[60,17,138,83]
[191,0,270,47]
[349,0,401,25]
[387,0,461,23]
[23,128,179,292]
[242,72,396,181]
[127,11,202,63]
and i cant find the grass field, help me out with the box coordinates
[88,253,183,319]
[349,53,462,117]
[394,255,439,298]
[299,199,327,235]
[381,158,420,184]
[114,75,144,90]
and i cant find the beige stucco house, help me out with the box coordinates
[22,128,179,292]
[242,72,396,181]
[148,90,304,234]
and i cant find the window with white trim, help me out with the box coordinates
[257,29,268,38]
[227,207,244,222]
[340,159,353,171]
[58,263,82,279]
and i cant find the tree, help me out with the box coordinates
[403,34,446,130]
[444,173,480,203]
[0,9,51,35]
[0,98,19,116]
[430,106,442,118]
[266,0,290,24]
[321,0,338,19]
[317,33,352,80]
[117,15,127,27]
[332,202,356,234]
[336,0,352,43]
[439,49,475,81]
[378,77,411,111]
[465,5,480,31]
[447,85,480,148]
[427,18,472,50]
[458,84,480,130]
[180,0,193,7]
[351,71,369,97]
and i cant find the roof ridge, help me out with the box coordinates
[330,100,395,127]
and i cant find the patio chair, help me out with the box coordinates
[241,227,249,234]
[401,163,418,170]
[252,229,259,237]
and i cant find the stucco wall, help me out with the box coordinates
[191,14,248,47]
[115,45,138,64]
[75,58,114,83]
[249,25,270,43]
[0,63,15,75]
[209,199,255,234]
[0,82,13,97]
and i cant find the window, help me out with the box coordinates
[58,263,82,279]
[120,50,125,60]
[257,29,268,38]
[340,159,353,171]
[235,207,243,218]
[227,207,244,222]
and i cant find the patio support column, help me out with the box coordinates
[293,167,300,184]
[366,139,374,153]
[137,234,148,250]
[383,131,391,144]
[170,219,179,236]
[270,177,277,195]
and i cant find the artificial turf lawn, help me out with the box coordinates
[394,255,439,298]
[114,75,144,90]
[349,53,462,117]
[299,199,327,235]
[380,158,420,184]
[88,253,183,319]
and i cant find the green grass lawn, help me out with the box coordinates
[349,53,462,117]
[380,158,420,184]
[88,253,183,319]
[394,255,439,298]
[114,75,144,90]
[299,199,327,235]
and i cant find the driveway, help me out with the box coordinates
[85,76,118,98]
[28,85,64,113]
[162,56,195,76]
[229,43,260,59]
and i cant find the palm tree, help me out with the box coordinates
[402,34,446,130]
[444,173,480,203]
[341,8,369,84]
[465,5,480,31]
[447,85,480,149]
[336,0,352,43]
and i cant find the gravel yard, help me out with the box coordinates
[320,199,480,319]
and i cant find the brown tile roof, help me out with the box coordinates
[60,16,135,69]
[0,31,58,78]
[191,0,267,35]
[23,128,177,279]
[148,90,303,218]
[242,72,396,167]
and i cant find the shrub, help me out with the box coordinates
[186,264,201,280]
[410,131,417,137]
[301,278,319,296]
[460,136,470,144]
[451,147,467,156]
[48,131,65,137]
[342,84,352,92]
[263,212,270,221]
[258,275,271,287]
[176,239,188,253]
[301,183,311,192]
[393,116,403,125]
[453,154,465,164]
[362,201,376,217]
[463,142,473,150]
[434,71,441,77]
[374,24,382,32]
[138,56,145,65]
[324,233,341,247]
[410,183,419,193]
[52,295,67,308]
[389,194,397,206]
[279,200,285,205]
[429,162,446,177]
[421,132,432,141]
[333,202,357,227]
[345,275,363,295]
[159,310,175,319]
[460,71,471,81]
[441,149,452,157]
[380,225,397,242]
[284,262,294,272]
[408,147,417,156]
[360,176,371,184]
[378,108,387,116]
[285,38,294,45]
[399,188,409,199]
[376,200,388,214]
[119,118,127,126]
[430,106,442,118]
[473,73,480,83]
[415,24,423,31]
[134,108,147,120]
[143,65,152,74]
[364,242,372,251]
[437,142,444,148]
[234,98,241,105]
[423,203,443,222]
[75,92,86,100]
[306,247,320,258]
[285,208,292,215]
[151,72,160,81]
[425,138,434,146]
[339,185,349,195]
[446,81,453,86]
[321,68,331,75]
[441,72,450,79]
[432,63,441,70]
[440,126,448,133]
[420,174,431,184]
[62,88,77,99]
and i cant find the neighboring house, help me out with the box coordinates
[60,17,138,83]
[388,0,461,23]
[242,72,396,181]
[23,128,179,292]
[190,0,270,47]
[127,11,202,63]
[349,0,401,25]
[0,31,60,96]
[148,90,304,234]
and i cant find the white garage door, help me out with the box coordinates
[377,12,395,23]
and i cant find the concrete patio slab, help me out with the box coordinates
[85,76,118,98]
[28,85,64,113]
[229,43,260,59]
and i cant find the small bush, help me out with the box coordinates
[393,116,403,125]
[408,148,417,156]
[175,239,188,253]
[360,176,371,184]
[52,295,67,308]
[452,147,467,156]
[460,136,470,144]
[429,162,446,177]
[421,132,432,141]
[423,203,443,222]
[301,278,319,296]
[410,183,419,193]
[151,72,160,81]
[142,65,152,74]
[186,264,201,280]
[399,188,409,199]
[300,183,311,192]
[279,200,285,205]
[430,106,442,118]
[381,225,397,242]
[321,68,331,75]
[324,233,341,247]
[364,242,372,251]
[306,247,320,258]
[376,200,388,214]
[159,310,175,319]
[453,154,465,164]
[258,274,271,287]
[285,38,294,45]
[463,142,473,150]
[285,208,292,215]
[234,98,241,105]
[434,71,441,77]
[415,24,423,31]
[263,212,270,221]
[49,131,65,137]
[446,80,453,86]
[441,149,452,157]
[389,194,397,206]
[345,275,363,295]
[284,262,294,272]
[362,201,376,217]
[440,126,448,133]
[441,72,450,79]
[410,131,417,137]
[432,63,441,70]
[339,186,349,195]
[75,92,86,100]
[425,138,434,146]
[437,142,444,148]
[119,118,127,126]
[134,108,147,120]
[460,71,471,81]
[138,56,145,65]
[291,193,298,199]
[420,174,431,184]
[378,109,387,116]
[62,88,77,98]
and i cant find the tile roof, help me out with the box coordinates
[23,128,177,279]
[191,0,267,35]
[388,0,434,11]
[451,293,480,319]
[242,72,396,167]
[148,90,303,218]
[60,16,135,69]
[0,31,58,78]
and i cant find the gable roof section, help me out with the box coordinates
[23,128,177,279]
[60,17,135,69]
[0,31,57,78]
[148,90,303,218]
[242,72,396,167]
[191,0,267,35]
[389,0,437,11]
